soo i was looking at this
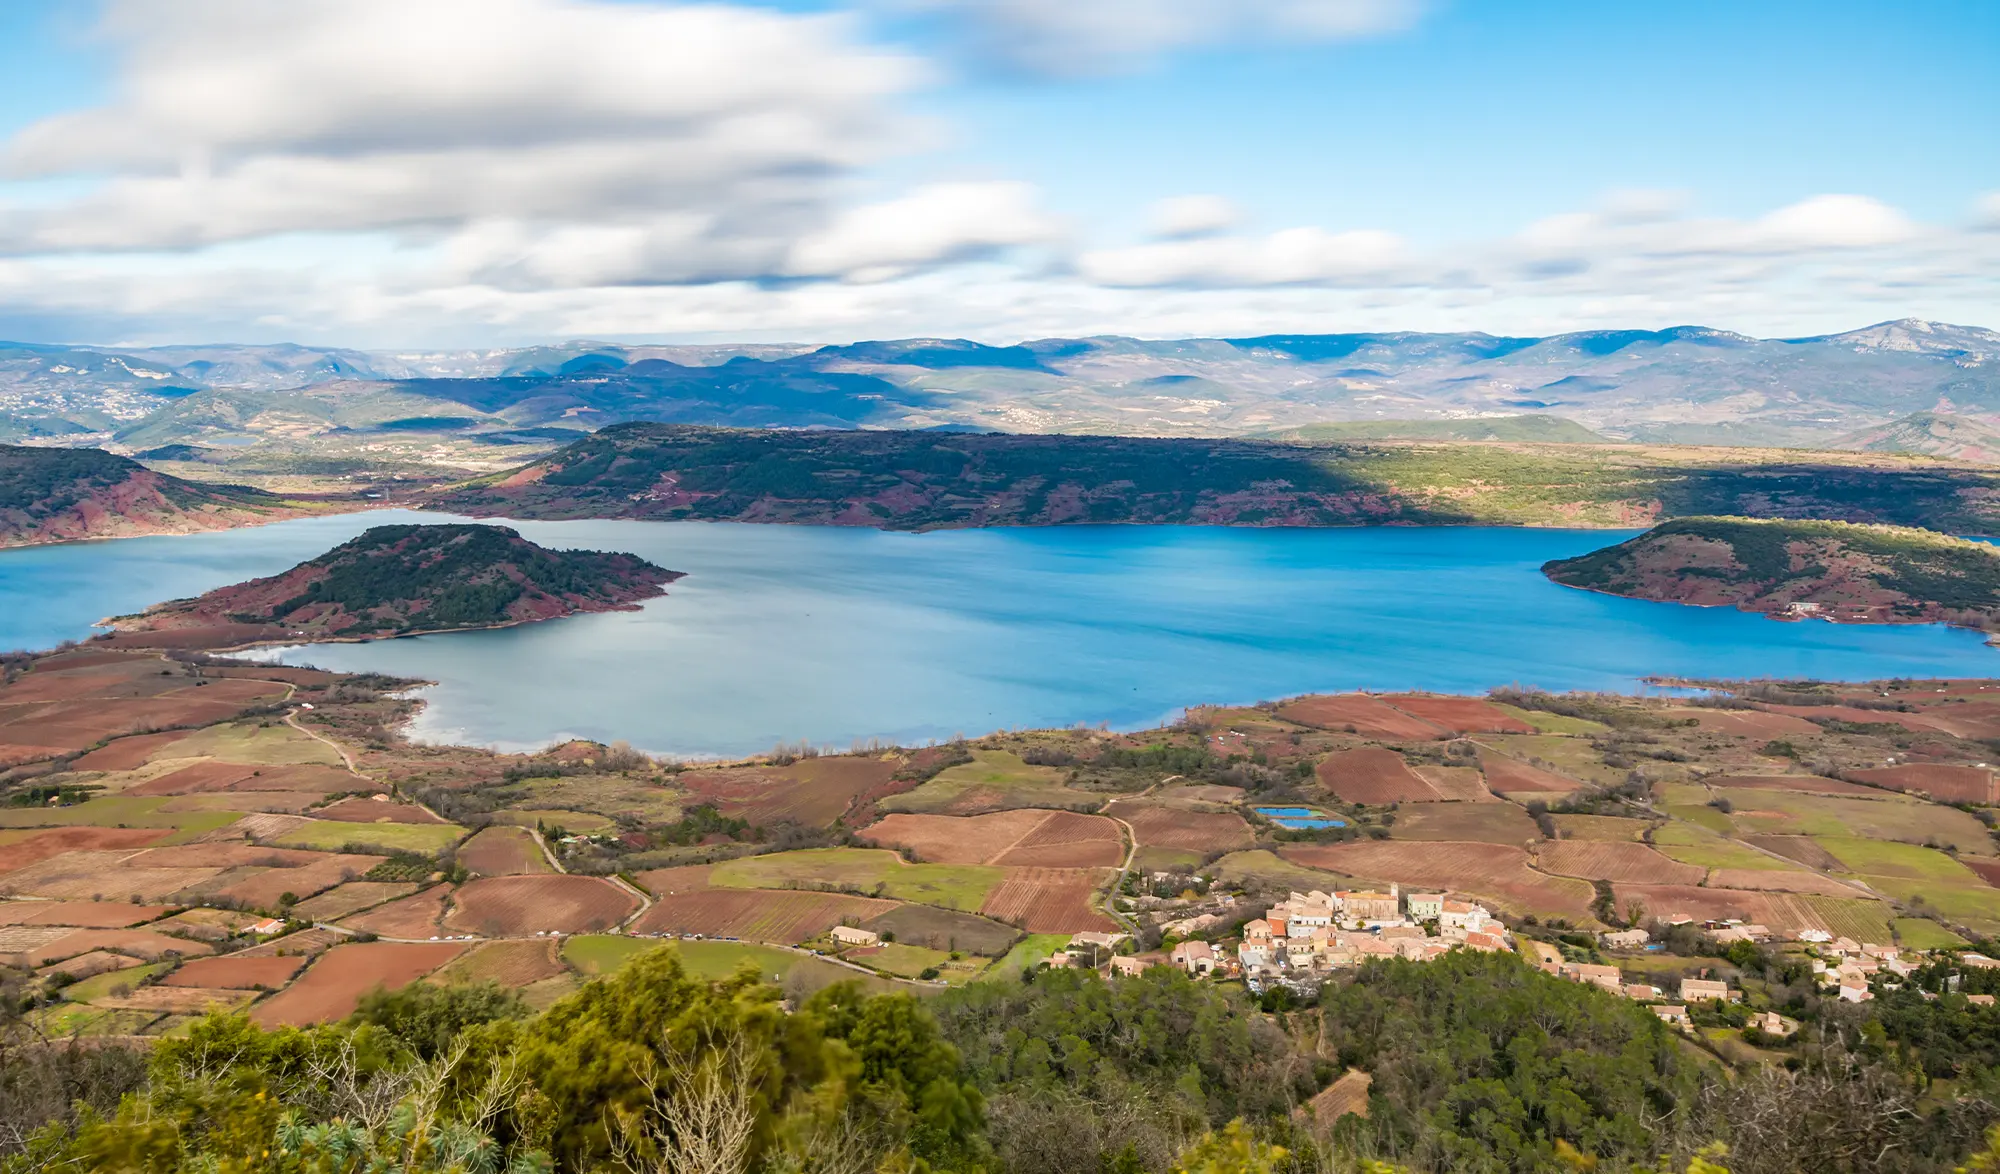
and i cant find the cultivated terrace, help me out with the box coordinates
[10,642,2000,1170]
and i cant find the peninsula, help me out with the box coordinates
[0,443,309,548]
[438,422,2000,533]
[1543,516,2000,630]
[106,522,680,646]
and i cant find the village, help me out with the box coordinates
[1024,879,1998,1041]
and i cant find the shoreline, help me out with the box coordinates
[1542,575,2000,647]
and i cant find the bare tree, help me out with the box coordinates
[610,1029,765,1174]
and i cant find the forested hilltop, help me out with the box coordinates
[1545,517,2000,631]
[439,423,2000,532]
[0,444,307,548]
[108,523,679,644]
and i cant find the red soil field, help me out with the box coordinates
[36,950,141,980]
[0,851,223,901]
[1847,764,1999,806]
[70,730,194,771]
[1609,885,1855,937]
[125,761,262,796]
[1275,695,1446,739]
[1535,842,1705,886]
[313,797,445,824]
[979,867,1115,933]
[164,954,309,989]
[124,844,320,868]
[1742,836,1846,871]
[215,854,376,909]
[1894,702,2000,741]
[1413,766,1495,802]
[861,810,1124,867]
[1476,750,1583,798]
[1962,859,2000,889]
[438,939,569,986]
[1706,775,1883,797]
[1706,869,1872,897]
[1382,696,1533,734]
[340,886,452,939]
[1279,842,1598,922]
[0,900,176,928]
[443,875,639,936]
[1315,748,1441,804]
[27,928,215,966]
[633,864,713,894]
[457,826,550,876]
[159,792,326,815]
[0,828,170,873]
[1760,704,1960,735]
[1663,709,1821,739]
[632,889,897,943]
[234,926,342,957]
[679,756,900,827]
[252,941,466,1026]
[225,765,360,793]
[1102,800,1253,853]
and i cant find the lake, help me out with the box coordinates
[3,511,1997,759]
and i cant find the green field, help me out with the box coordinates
[1814,837,1981,882]
[1800,897,1899,945]
[1894,918,1970,949]
[1729,793,1992,852]
[487,808,617,834]
[512,775,683,824]
[1651,824,1793,871]
[28,1003,160,1037]
[273,818,466,854]
[1208,849,1353,890]
[711,848,1003,911]
[1131,846,1207,874]
[850,942,964,983]
[880,750,1103,814]
[60,962,169,1003]
[1550,815,1651,841]
[562,936,898,992]
[978,934,1071,984]
[1489,704,1608,735]
[164,721,343,766]
[0,795,245,837]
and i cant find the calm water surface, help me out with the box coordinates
[4,511,1996,758]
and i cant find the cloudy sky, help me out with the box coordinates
[0,0,1993,347]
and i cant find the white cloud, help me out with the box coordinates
[785,181,1061,281]
[0,0,1073,286]
[1081,226,1409,287]
[898,0,1423,75]
[1754,194,1914,249]
[1147,195,1240,239]
[1972,191,2000,231]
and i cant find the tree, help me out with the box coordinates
[1171,1120,1286,1174]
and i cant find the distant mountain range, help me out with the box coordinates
[2,319,1995,456]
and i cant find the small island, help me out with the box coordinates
[1542,516,2000,633]
[108,522,680,646]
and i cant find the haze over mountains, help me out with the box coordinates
[2,319,1995,459]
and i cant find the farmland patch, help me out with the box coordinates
[252,942,465,1026]
[443,875,640,935]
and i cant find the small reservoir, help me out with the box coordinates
[1254,807,1347,830]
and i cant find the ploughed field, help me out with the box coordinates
[7,641,2000,1031]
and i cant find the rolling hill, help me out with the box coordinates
[1830,411,2000,462]
[110,523,680,642]
[438,423,2000,533]
[0,444,305,549]
[1543,516,2000,630]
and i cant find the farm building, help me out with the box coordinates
[1680,978,1738,1004]
[1601,928,1650,948]
[1171,940,1216,975]
[831,926,880,947]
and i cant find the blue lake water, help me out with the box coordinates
[1252,807,1345,830]
[3,511,1998,759]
